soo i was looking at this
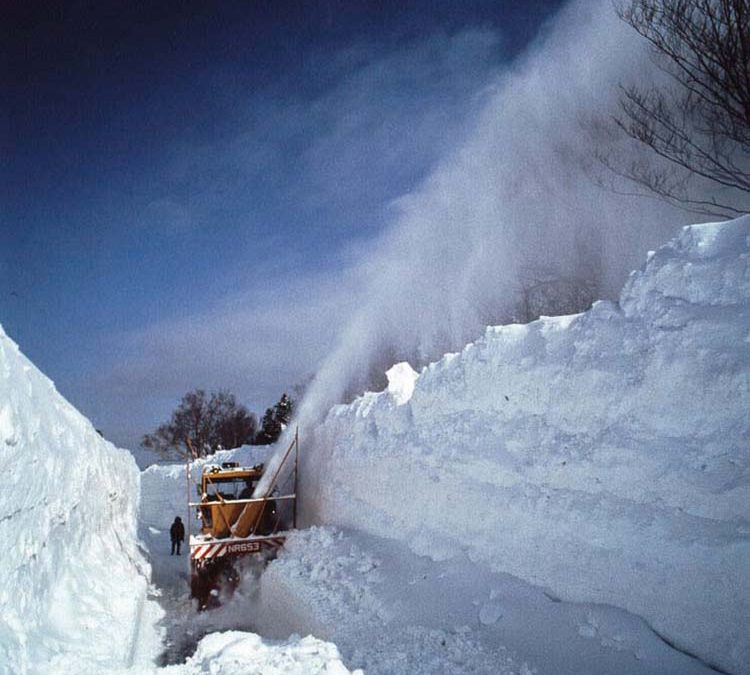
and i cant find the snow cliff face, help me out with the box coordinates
[0,327,159,674]
[305,216,750,675]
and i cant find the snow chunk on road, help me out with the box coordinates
[162,631,360,675]
[478,602,503,626]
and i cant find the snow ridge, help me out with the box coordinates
[305,216,750,675]
[0,326,160,674]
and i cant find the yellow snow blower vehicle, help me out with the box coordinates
[187,430,299,608]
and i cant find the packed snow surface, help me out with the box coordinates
[0,325,161,674]
[304,216,750,675]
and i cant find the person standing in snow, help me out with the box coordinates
[170,516,185,555]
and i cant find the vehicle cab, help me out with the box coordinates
[197,462,265,538]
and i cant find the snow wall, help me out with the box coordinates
[304,216,750,675]
[0,326,159,674]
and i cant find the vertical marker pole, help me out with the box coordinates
[186,452,191,552]
[293,426,299,529]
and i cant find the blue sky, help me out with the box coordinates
[1,1,565,450]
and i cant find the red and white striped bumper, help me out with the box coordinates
[190,536,285,562]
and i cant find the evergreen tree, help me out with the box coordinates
[254,393,294,445]
[276,393,293,426]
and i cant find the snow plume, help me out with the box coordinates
[297,0,701,423]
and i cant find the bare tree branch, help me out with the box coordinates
[604,0,750,217]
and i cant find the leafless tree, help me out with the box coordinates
[604,0,750,218]
[142,389,257,459]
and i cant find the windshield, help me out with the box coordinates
[204,477,255,500]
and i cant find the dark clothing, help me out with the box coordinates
[170,519,185,541]
[170,518,185,556]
